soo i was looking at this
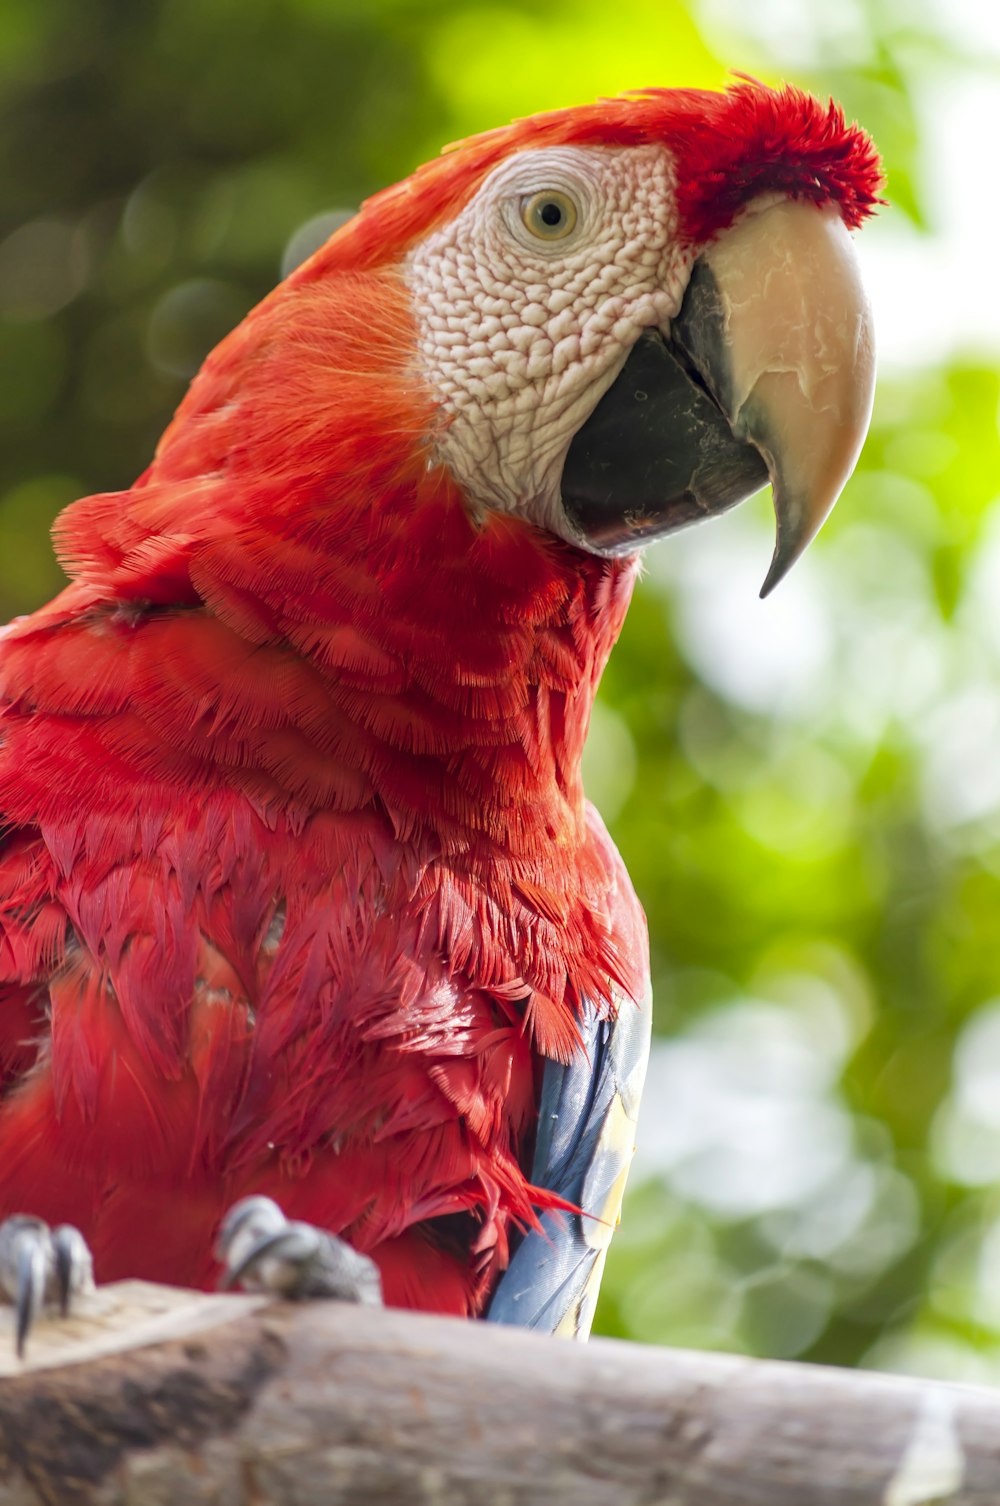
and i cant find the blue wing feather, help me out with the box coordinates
[485,982,651,1338]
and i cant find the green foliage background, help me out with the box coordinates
[3,0,999,1378]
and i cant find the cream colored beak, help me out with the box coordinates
[561,197,876,586]
[687,198,876,595]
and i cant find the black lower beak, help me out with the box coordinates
[559,320,768,558]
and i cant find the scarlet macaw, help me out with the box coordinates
[0,82,879,1350]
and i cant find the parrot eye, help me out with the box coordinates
[520,190,578,241]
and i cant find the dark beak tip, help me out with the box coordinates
[758,486,816,598]
[759,552,787,599]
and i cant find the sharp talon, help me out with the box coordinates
[0,1215,96,1358]
[0,1217,51,1360]
[215,1195,287,1265]
[216,1196,290,1289]
[217,1196,382,1305]
[53,1234,73,1316]
[220,1227,303,1290]
[216,1196,297,1293]
[15,1237,46,1361]
[51,1225,94,1317]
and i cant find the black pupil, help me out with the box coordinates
[539,200,563,227]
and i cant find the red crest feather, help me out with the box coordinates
[295,78,884,280]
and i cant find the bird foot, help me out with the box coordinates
[216,1196,382,1305]
[0,1215,95,1358]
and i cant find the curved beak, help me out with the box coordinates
[560,199,876,596]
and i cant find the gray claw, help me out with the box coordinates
[52,1224,95,1317]
[14,1222,47,1360]
[216,1195,287,1278]
[0,1215,94,1358]
[217,1196,382,1306]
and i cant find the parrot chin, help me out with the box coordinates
[559,198,876,597]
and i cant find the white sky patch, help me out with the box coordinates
[632,999,855,1217]
[859,74,1000,368]
[931,1002,1000,1187]
[647,507,834,718]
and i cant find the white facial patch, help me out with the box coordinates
[405,144,691,542]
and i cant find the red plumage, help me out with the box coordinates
[0,81,878,1315]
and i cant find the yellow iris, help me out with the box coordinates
[520,190,578,240]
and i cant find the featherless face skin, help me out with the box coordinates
[0,83,882,1347]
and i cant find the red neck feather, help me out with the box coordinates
[49,270,637,874]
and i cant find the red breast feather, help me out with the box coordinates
[0,257,645,1310]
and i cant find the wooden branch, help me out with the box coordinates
[0,1281,996,1504]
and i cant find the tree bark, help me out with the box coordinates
[0,1280,995,1505]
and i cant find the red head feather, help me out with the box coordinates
[296,78,884,282]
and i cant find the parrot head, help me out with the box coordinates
[291,79,882,595]
[68,79,882,614]
[49,80,881,861]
